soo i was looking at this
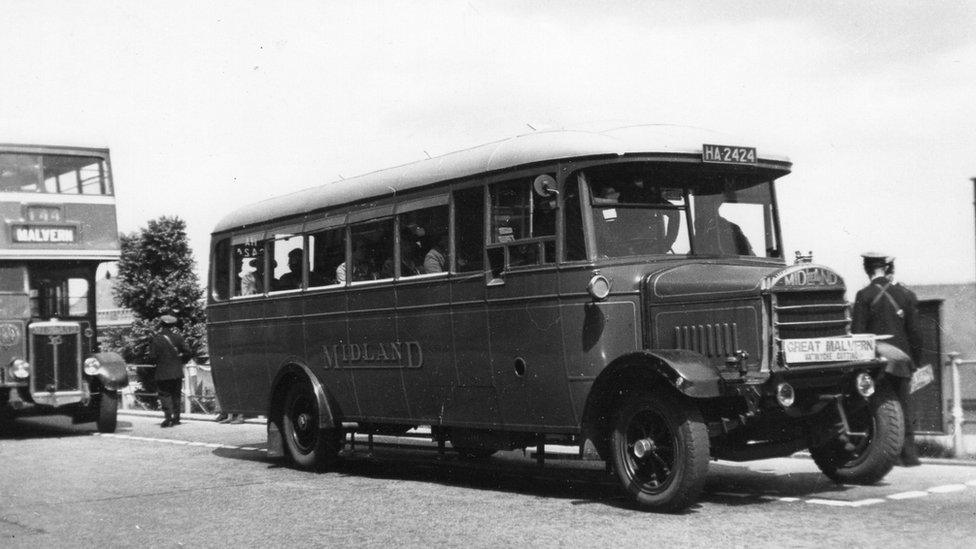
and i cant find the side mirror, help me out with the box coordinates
[532,174,559,197]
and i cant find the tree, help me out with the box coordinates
[110,216,206,364]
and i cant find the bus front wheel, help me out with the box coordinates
[808,386,903,484]
[281,381,341,470]
[610,389,710,512]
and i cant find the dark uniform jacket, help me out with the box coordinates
[149,327,191,381]
[852,276,922,377]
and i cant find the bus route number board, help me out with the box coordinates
[702,144,757,165]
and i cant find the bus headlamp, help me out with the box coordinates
[775,382,795,408]
[587,274,611,301]
[83,357,101,376]
[10,359,30,379]
[855,372,875,398]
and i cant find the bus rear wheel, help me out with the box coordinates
[281,381,341,470]
[610,390,710,512]
[96,390,118,433]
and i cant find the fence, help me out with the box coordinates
[945,353,976,458]
[120,361,217,415]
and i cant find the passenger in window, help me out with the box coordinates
[593,184,620,204]
[423,235,448,273]
[623,184,679,254]
[239,258,260,295]
[276,248,304,290]
[695,201,754,256]
[383,227,425,278]
[336,245,367,283]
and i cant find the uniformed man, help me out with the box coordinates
[149,310,192,428]
[851,252,922,466]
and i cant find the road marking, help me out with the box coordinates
[850,498,885,507]
[967,479,976,487]
[805,498,857,507]
[928,484,967,494]
[887,491,929,500]
[777,497,801,503]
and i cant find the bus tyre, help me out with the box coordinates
[281,381,341,470]
[97,390,118,434]
[610,390,710,512]
[809,386,903,485]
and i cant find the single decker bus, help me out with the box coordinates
[0,144,127,433]
[207,124,904,511]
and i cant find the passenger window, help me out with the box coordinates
[212,239,231,301]
[395,205,449,277]
[346,219,393,283]
[270,233,304,291]
[308,227,345,288]
[233,238,269,297]
[453,186,484,272]
[489,175,557,269]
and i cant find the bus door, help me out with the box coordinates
[484,174,576,431]
[343,212,411,422]
[390,196,454,423]
[303,216,358,418]
[442,184,499,427]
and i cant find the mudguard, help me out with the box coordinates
[639,349,723,398]
[874,341,913,378]
[91,352,129,391]
[267,363,337,458]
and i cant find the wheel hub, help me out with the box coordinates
[296,413,311,432]
[633,437,656,458]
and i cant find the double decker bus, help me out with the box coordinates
[207,125,903,511]
[0,144,127,432]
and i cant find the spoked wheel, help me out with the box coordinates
[809,386,903,484]
[610,390,710,512]
[281,381,341,470]
[96,390,119,433]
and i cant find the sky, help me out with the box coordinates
[2,1,976,293]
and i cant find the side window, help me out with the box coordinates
[396,205,449,277]
[212,239,231,301]
[28,276,89,317]
[67,278,89,316]
[489,175,557,269]
[346,219,393,283]
[233,237,268,297]
[309,227,345,288]
[453,186,484,272]
[270,233,304,291]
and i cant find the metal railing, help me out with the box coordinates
[945,353,976,458]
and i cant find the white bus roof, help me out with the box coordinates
[213,124,790,234]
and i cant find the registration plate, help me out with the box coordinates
[782,336,876,364]
[702,144,757,165]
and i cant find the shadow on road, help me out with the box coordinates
[207,441,863,512]
[0,416,135,440]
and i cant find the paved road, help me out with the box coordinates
[2,413,975,547]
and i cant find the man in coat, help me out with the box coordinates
[150,311,191,428]
[851,252,923,466]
